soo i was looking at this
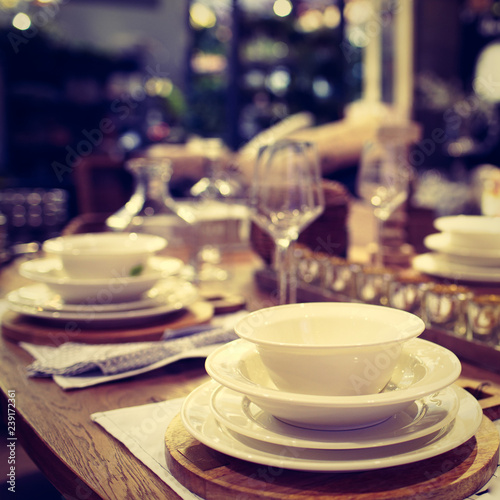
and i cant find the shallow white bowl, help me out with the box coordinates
[19,256,183,303]
[43,232,167,279]
[205,339,462,430]
[234,302,425,396]
[434,215,500,249]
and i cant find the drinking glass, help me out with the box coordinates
[356,139,411,267]
[249,140,324,304]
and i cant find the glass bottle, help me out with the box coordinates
[106,157,194,249]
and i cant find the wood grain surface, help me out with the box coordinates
[165,413,499,500]
[2,210,500,500]
[0,249,265,499]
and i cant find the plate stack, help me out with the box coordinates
[413,215,500,283]
[5,233,198,329]
[180,303,483,473]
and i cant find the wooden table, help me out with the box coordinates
[0,250,269,499]
[1,226,500,499]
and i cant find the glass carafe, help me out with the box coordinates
[106,157,194,249]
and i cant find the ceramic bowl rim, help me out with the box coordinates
[43,232,168,256]
[234,302,425,350]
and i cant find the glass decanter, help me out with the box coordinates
[106,157,194,249]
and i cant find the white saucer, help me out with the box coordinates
[205,339,461,430]
[209,384,459,450]
[19,256,184,303]
[413,252,500,283]
[424,233,500,267]
[6,280,198,326]
[181,381,482,472]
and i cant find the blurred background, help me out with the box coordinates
[0,0,499,248]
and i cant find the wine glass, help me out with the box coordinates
[356,138,412,267]
[249,139,325,304]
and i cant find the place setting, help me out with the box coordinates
[163,302,499,499]
[1,232,213,344]
[413,214,500,284]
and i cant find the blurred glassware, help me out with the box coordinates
[387,272,431,314]
[357,125,413,267]
[354,265,396,306]
[294,245,322,285]
[189,138,244,200]
[106,157,195,249]
[422,283,472,337]
[0,188,68,246]
[249,139,324,304]
[187,138,246,282]
[467,294,500,345]
[322,256,359,298]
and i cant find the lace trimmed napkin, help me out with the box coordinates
[92,397,500,500]
[21,310,247,390]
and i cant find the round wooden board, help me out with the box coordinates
[1,302,214,345]
[165,413,499,500]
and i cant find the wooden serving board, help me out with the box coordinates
[164,413,499,500]
[1,302,214,345]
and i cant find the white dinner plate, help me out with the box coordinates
[6,280,199,327]
[181,381,482,472]
[6,282,185,313]
[209,384,459,450]
[413,252,500,283]
[205,339,461,430]
[424,233,500,267]
[19,256,184,303]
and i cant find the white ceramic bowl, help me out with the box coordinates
[234,302,425,397]
[205,339,462,430]
[19,256,183,303]
[434,215,500,249]
[43,232,167,279]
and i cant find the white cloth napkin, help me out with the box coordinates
[91,396,500,500]
[21,310,247,390]
[91,398,202,500]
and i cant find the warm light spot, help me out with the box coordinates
[273,0,292,18]
[191,53,227,74]
[12,12,31,30]
[266,68,290,95]
[297,9,323,32]
[324,5,341,28]
[344,0,373,25]
[145,77,174,97]
[0,0,21,8]
[190,2,217,29]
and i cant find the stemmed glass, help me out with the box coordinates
[249,140,325,304]
[356,138,412,267]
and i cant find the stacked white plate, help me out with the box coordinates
[179,338,483,472]
[413,215,500,282]
[7,255,199,327]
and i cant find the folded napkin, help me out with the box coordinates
[21,310,247,390]
[92,398,202,500]
[92,397,500,500]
